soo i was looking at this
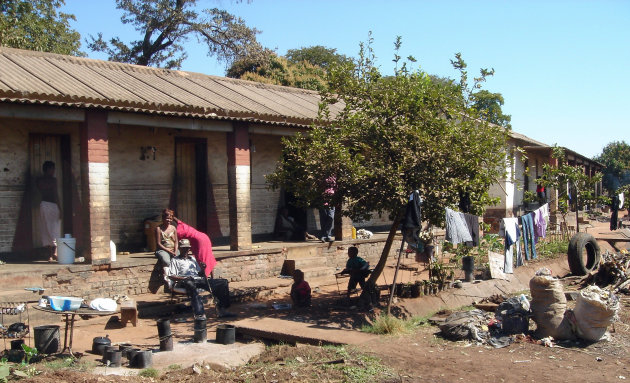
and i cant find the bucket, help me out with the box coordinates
[57,236,76,264]
[119,343,133,358]
[34,325,60,354]
[129,350,152,369]
[10,339,25,350]
[193,318,207,343]
[110,240,117,262]
[92,336,111,355]
[104,349,122,367]
[462,256,475,282]
[156,319,173,351]
[216,324,235,345]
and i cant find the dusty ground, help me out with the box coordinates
[13,216,630,382]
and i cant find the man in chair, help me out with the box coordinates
[168,239,235,319]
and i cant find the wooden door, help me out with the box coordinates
[175,138,207,232]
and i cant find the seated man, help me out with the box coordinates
[290,269,311,307]
[274,207,317,241]
[338,246,370,298]
[168,239,235,319]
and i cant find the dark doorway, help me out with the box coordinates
[174,138,208,232]
[29,134,72,247]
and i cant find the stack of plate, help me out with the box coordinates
[89,298,117,312]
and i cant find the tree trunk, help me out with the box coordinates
[367,210,403,286]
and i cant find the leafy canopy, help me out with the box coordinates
[471,89,511,128]
[285,45,352,69]
[228,53,328,91]
[594,140,630,192]
[87,0,266,69]
[267,36,510,228]
[0,0,82,55]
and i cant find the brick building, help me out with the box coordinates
[0,47,601,265]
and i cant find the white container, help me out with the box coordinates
[110,240,116,262]
[48,296,83,311]
[57,237,76,264]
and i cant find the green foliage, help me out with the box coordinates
[0,0,82,55]
[138,367,160,377]
[361,314,418,335]
[285,45,352,69]
[471,90,511,128]
[539,146,606,221]
[0,358,9,383]
[267,35,509,283]
[237,54,329,91]
[594,140,630,192]
[167,363,182,370]
[20,344,37,364]
[537,238,569,260]
[87,0,265,69]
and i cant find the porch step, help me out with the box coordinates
[0,270,45,292]
[292,256,333,271]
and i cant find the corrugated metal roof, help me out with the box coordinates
[0,47,326,127]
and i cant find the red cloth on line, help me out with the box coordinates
[176,220,217,277]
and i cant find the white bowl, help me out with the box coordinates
[48,296,83,311]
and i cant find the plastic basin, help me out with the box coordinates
[48,296,83,311]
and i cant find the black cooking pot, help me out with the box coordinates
[92,335,111,355]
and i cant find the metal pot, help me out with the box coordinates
[92,335,111,355]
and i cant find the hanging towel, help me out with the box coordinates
[445,208,473,245]
[619,193,625,209]
[462,213,480,247]
[521,213,537,260]
[402,191,422,231]
[611,194,620,231]
[533,203,549,239]
[499,218,522,273]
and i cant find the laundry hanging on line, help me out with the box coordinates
[445,207,480,246]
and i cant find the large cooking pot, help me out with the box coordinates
[92,335,111,355]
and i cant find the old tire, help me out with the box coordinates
[568,233,601,276]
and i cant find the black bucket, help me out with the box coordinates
[462,256,475,282]
[129,350,152,369]
[156,318,173,351]
[119,343,133,358]
[105,350,122,367]
[193,318,207,343]
[126,348,141,362]
[10,339,25,350]
[92,335,111,355]
[216,324,235,345]
[34,325,60,354]
[102,346,118,363]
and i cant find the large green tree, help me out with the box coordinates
[267,37,510,294]
[471,89,511,128]
[87,0,265,69]
[595,140,630,192]
[285,45,352,69]
[0,0,82,55]
[228,53,328,91]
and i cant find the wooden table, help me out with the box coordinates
[32,306,116,356]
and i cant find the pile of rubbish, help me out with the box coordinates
[578,250,630,294]
[439,268,621,347]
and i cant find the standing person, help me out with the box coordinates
[338,246,370,298]
[319,175,336,242]
[36,161,61,262]
[173,216,217,277]
[155,209,178,285]
[536,183,546,205]
[290,269,311,307]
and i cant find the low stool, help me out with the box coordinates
[120,299,137,327]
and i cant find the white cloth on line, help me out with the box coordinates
[499,217,521,274]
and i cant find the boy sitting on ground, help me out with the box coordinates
[290,269,311,307]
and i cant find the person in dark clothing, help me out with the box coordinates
[536,184,546,205]
[338,246,370,297]
[290,269,311,307]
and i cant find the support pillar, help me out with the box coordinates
[80,110,111,264]
[227,123,252,250]
[334,206,353,241]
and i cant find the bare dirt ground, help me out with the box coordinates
[22,280,630,383]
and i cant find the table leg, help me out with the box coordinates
[68,314,76,356]
[62,313,70,353]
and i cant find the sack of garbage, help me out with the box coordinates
[530,273,574,340]
[495,294,530,334]
[439,309,490,341]
[573,285,620,342]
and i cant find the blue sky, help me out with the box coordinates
[62,0,629,159]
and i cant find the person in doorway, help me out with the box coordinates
[275,207,318,241]
[36,161,61,262]
[319,175,336,242]
[290,269,311,307]
[337,246,370,298]
[155,209,178,286]
[173,217,217,278]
